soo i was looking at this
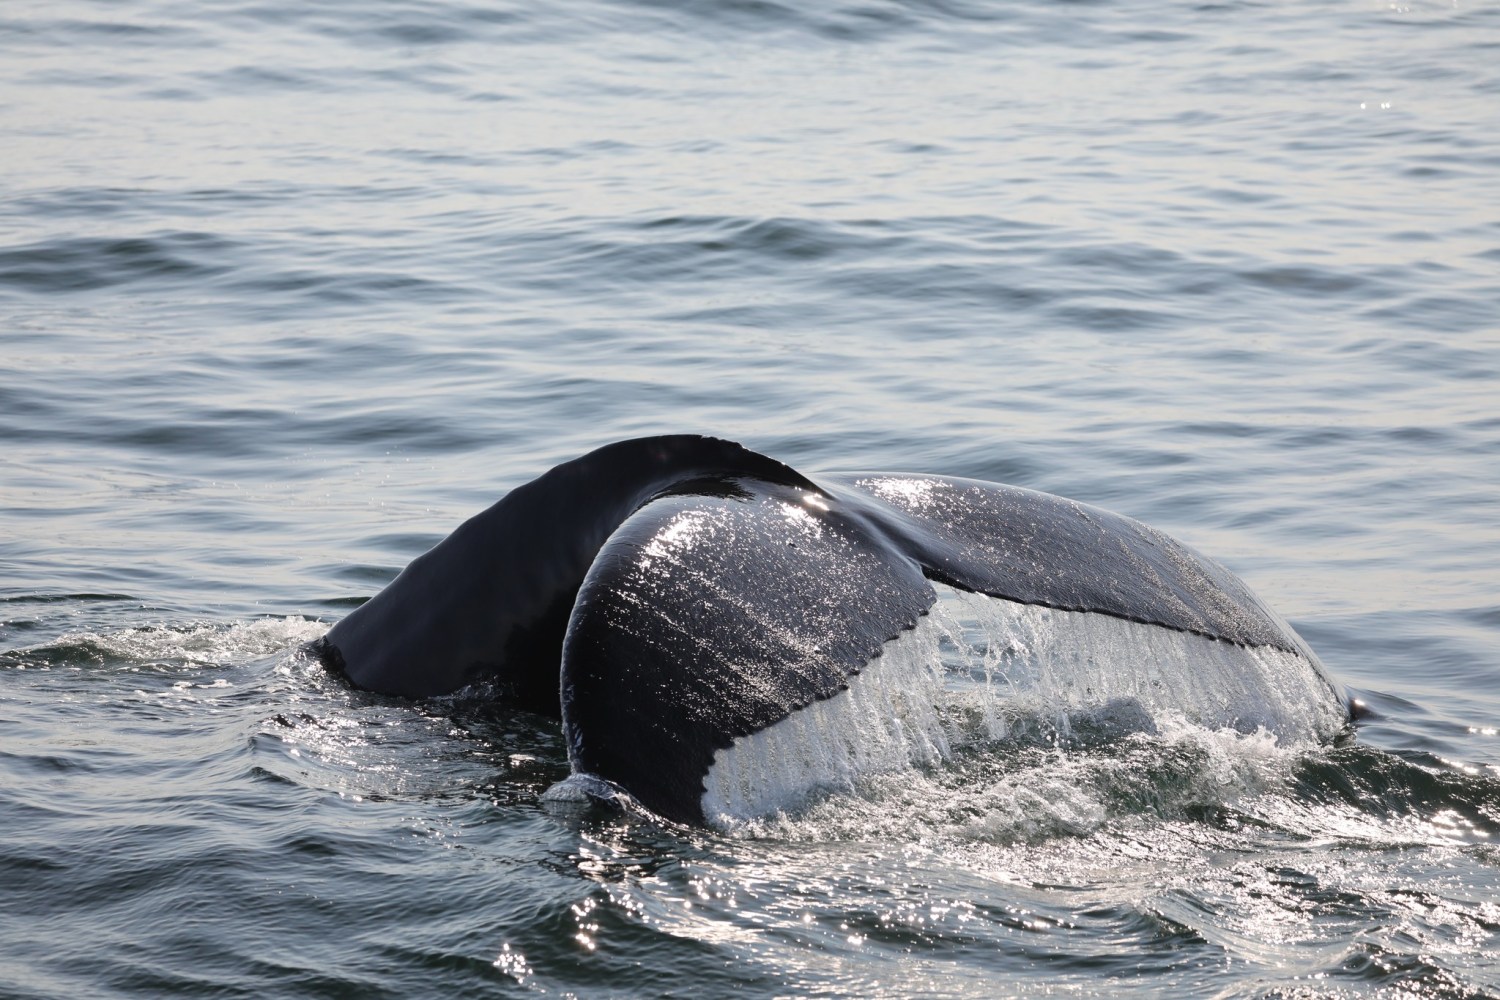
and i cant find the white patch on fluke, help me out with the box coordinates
[700,612,954,828]
[698,589,1346,830]
[952,590,1346,744]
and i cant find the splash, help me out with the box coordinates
[17,616,328,671]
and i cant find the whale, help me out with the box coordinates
[312,435,1346,826]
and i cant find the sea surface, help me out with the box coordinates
[3,0,1499,996]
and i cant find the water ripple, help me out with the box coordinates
[0,232,238,293]
[3,0,1499,994]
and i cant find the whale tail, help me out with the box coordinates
[315,435,815,712]
[316,436,1344,826]
[555,454,1341,825]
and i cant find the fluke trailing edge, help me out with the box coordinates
[311,435,1345,826]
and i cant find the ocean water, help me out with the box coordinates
[3,0,1499,995]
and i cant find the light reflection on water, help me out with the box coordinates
[3,0,1499,994]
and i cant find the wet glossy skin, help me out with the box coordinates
[317,435,1340,825]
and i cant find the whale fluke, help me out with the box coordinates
[314,436,1344,825]
[316,435,815,711]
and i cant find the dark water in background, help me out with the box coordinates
[4,0,1500,996]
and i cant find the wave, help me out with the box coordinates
[5,616,327,671]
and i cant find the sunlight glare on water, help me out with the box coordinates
[3,0,1499,995]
